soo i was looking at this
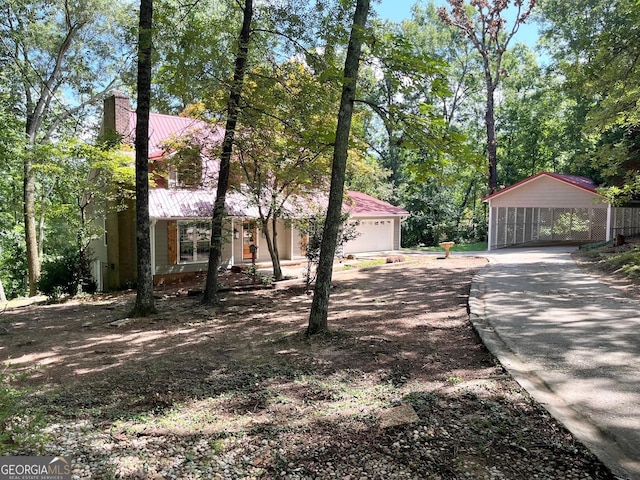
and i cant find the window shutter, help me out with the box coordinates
[168,221,178,265]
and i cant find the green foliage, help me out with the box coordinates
[538,0,640,188]
[400,169,487,248]
[297,211,360,292]
[0,229,28,299]
[605,248,640,278]
[412,241,487,252]
[38,248,96,300]
[246,265,272,286]
[357,19,468,190]
[0,369,48,454]
[496,46,579,185]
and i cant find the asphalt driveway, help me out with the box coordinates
[470,247,640,480]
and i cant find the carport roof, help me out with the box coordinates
[482,172,601,202]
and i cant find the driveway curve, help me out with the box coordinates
[470,247,640,480]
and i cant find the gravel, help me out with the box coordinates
[15,391,615,480]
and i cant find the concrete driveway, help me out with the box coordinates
[470,247,640,480]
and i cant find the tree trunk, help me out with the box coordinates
[131,0,156,316]
[455,176,476,230]
[262,216,283,281]
[486,83,498,194]
[270,214,283,280]
[23,155,39,296]
[203,0,253,305]
[307,0,370,336]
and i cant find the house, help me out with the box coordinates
[483,171,640,250]
[90,92,408,290]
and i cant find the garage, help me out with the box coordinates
[344,218,395,253]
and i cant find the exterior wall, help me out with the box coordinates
[393,217,402,249]
[276,220,292,260]
[221,222,233,266]
[116,200,137,288]
[154,220,169,267]
[102,198,136,290]
[290,225,305,259]
[233,218,294,264]
[88,205,109,291]
[489,176,606,208]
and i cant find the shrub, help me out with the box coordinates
[0,229,28,299]
[0,370,47,454]
[39,248,96,300]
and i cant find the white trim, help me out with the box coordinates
[230,217,235,266]
[151,219,157,275]
[606,203,612,241]
[487,203,493,251]
[178,220,212,264]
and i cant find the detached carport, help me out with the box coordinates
[484,172,610,251]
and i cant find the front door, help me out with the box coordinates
[242,221,257,261]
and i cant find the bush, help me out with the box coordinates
[39,248,96,300]
[0,229,28,299]
[0,370,47,454]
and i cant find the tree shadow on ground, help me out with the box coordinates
[0,257,616,478]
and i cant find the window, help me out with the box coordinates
[167,147,203,188]
[178,221,211,263]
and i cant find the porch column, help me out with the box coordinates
[487,204,493,251]
[230,217,235,266]
[150,219,157,277]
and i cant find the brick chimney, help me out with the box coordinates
[100,91,132,142]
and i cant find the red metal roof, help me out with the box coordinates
[482,172,601,202]
[346,191,409,216]
[122,110,223,159]
[149,189,408,220]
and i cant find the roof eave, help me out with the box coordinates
[483,172,602,203]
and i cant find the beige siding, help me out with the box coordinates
[276,220,292,260]
[291,226,305,259]
[489,176,605,208]
[221,219,233,266]
[155,221,169,267]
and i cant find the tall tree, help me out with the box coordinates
[539,0,640,188]
[0,0,134,295]
[131,0,156,315]
[356,21,454,190]
[203,0,253,305]
[234,62,336,281]
[308,0,370,336]
[438,0,536,194]
[496,44,572,185]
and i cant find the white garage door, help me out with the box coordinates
[345,218,394,253]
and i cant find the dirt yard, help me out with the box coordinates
[1,255,615,479]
